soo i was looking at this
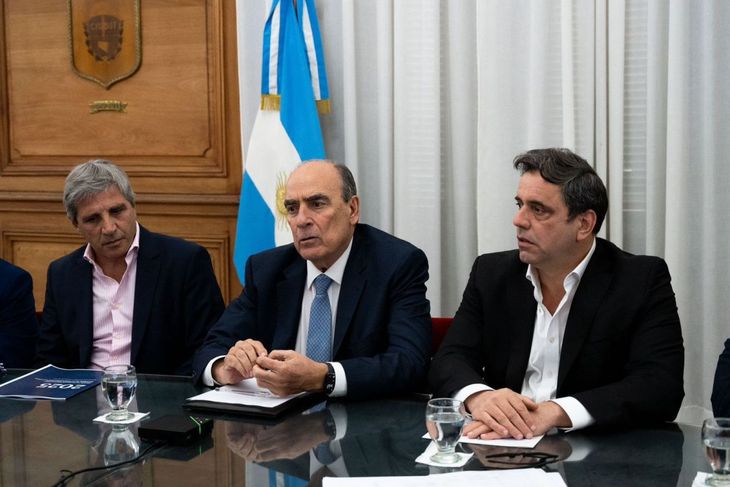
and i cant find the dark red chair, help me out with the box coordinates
[431,317,453,354]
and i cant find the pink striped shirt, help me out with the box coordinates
[85,222,140,370]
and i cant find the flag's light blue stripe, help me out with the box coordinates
[278,0,324,160]
[304,0,329,100]
[233,171,275,279]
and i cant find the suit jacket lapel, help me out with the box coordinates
[333,234,365,357]
[557,241,613,390]
[75,252,95,367]
[131,227,160,364]
[273,257,306,350]
[505,272,537,391]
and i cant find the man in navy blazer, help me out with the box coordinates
[712,339,730,417]
[429,148,684,439]
[0,259,38,367]
[193,161,431,399]
[37,160,224,375]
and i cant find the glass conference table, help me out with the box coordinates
[0,370,709,486]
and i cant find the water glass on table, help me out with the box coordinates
[425,398,466,464]
[703,417,730,486]
[102,365,137,422]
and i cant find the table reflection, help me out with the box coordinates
[461,424,683,486]
[559,424,684,487]
[0,370,701,486]
[227,399,429,485]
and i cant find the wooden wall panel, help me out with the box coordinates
[3,232,84,307]
[0,0,244,306]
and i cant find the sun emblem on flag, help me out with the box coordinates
[275,171,290,229]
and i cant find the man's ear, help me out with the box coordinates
[348,195,360,224]
[576,210,597,241]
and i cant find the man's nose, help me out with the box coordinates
[513,206,529,228]
[294,207,313,226]
[100,214,116,233]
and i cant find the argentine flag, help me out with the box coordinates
[234,0,329,283]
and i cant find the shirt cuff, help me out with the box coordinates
[329,361,347,397]
[202,355,226,387]
[453,383,494,407]
[551,396,595,431]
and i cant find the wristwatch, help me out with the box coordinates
[323,363,336,395]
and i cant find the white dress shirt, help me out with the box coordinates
[455,238,597,431]
[203,239,353,397]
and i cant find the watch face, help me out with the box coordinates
[325,373,336,393]
[324,365,336,394]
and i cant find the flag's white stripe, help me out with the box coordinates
[268,2,281,95]
[245,109,300,245]
[301,0,321,100]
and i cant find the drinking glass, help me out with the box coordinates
[703,417,730,486]
[104,425,140,466]
[102,365,137,422]
[425,398,466,464]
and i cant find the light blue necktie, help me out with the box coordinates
[306,274,333,362]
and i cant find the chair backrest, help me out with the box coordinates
[431,317,453,354]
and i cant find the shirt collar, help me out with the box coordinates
[83,221,141,269]
[525,237,597,291]
[306,237,354,289]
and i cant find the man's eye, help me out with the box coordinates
[285,205,297,214]
[515,201,523,209]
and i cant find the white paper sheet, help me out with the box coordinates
[323,469,567,487]
[415,441,473,467]
[186,378,304,408]
[692,472,711,486]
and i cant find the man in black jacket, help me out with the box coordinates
[430,148,684,439]
[37,160,224,375]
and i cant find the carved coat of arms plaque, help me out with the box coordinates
[68,0,141,89]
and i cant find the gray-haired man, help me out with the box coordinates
[37,160,225,375]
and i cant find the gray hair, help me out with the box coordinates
[64,159,136,224]
[333,164,357,202]
[300,160,358,202]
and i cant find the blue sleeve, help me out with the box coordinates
[0,268,38,367]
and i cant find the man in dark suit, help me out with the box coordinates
[712,339,730,417]
[0,259,38,367]
[37,160,224,375]
[193,160,431,398]
[429,148,684,440]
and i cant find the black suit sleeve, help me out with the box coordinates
[428,257,494,397]
[176,245,226,376]
[712,339,730,417]
[37,263,73,368]
[339,247,431,399]
[0,267,38,367]
[192,256,260,383]
[570,258,684,425]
